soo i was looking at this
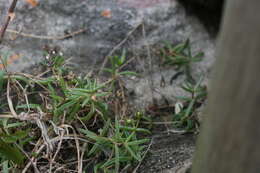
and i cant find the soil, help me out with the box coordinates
[137,133,195,173]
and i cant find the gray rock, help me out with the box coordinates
[0,0,215,71]
[0,0,216,108]
[137,133,195,173]
[0,0,216,171]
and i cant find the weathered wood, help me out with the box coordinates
[192,0,260,173]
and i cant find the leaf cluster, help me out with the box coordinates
[0,52,148,172]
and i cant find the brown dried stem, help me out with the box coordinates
[0,0,18,42]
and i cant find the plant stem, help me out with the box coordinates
[0,0,18,42]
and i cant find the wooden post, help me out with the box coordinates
[192,0,260,172]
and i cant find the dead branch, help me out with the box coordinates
[6,28,87,40]
[0,0,18,42]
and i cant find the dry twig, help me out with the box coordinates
[132,138,153,173]
[98,23,142,75]
[6,28,86,40]
[0,0,18,41]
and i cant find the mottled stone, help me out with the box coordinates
[0,1,216,171]
[0,0,215,72]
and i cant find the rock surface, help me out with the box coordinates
[0,0,216,108]
[137,133,195,173]
[0,0,215,71]
[0,0,216,172]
